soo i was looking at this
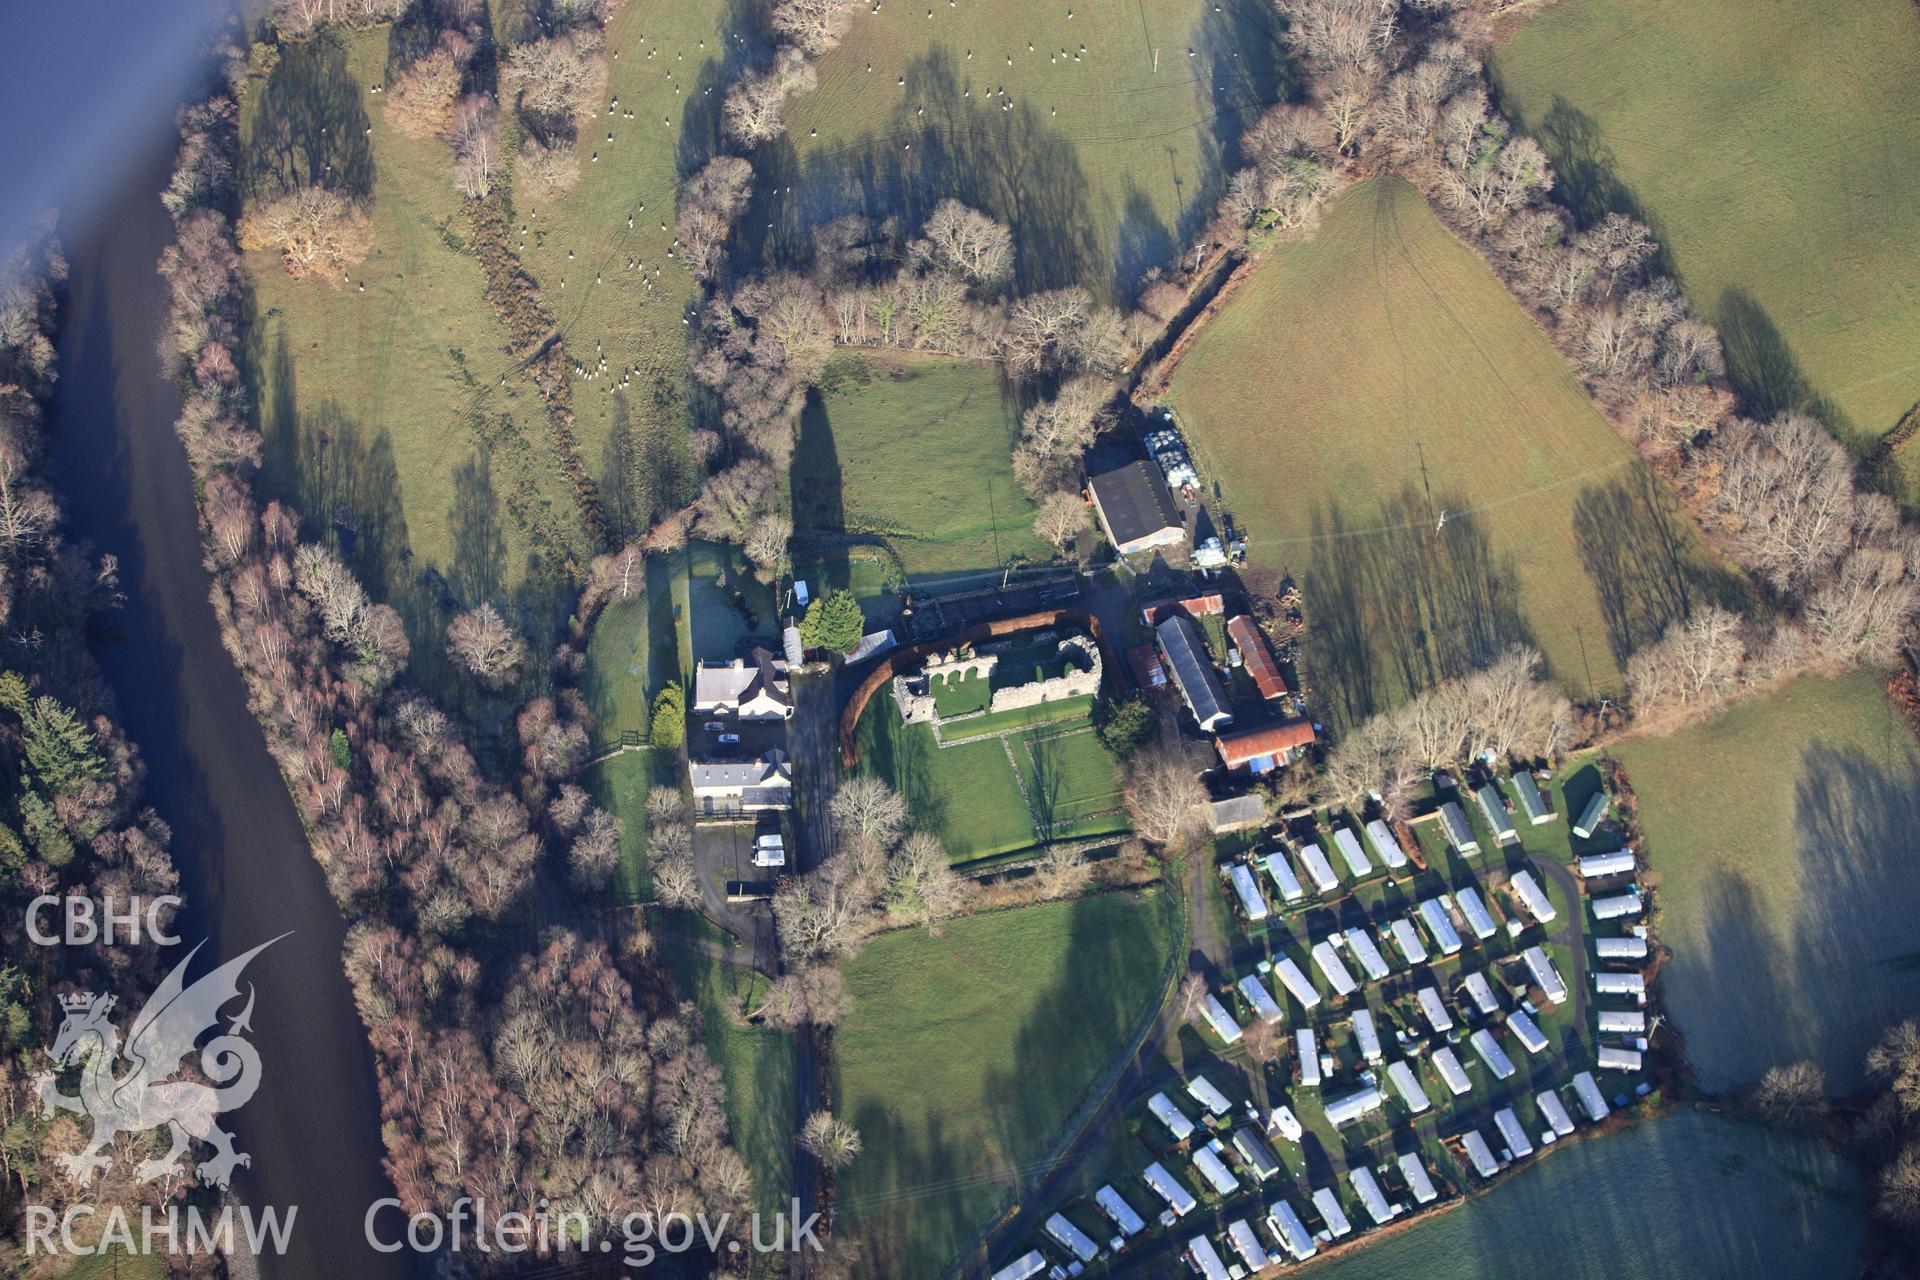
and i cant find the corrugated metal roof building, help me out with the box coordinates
[1156,615,1232,732]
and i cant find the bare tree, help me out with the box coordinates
[1754,1061,1827,1122]
[1175,970,1208,1024]
[567,808,620,889]
[1033,489,1088,556]
[1013,373,1107,495]
[760,965,852,1029]
[723,48,817,146]
[1626,607,1747,723]
[450,94,501,199]
[744,512,793,581]
[770,0,861,55]
[504,29,605,137]
[1003,287,1093,377]
[237,186,372,282]
[446,603,526,687]
[1031,842,1088,900]
[922,199,1014,290]
[799,1110,862,1170]
[1124,744,1206,849]
[773,850,875,960]
[884,830,964,932]
[384,47,462,139]
[830,776,908,864]
[1242,1018,1280,1065]
[517,138,579,197]
[675,156,753,281]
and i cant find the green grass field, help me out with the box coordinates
[1165,176,1742,720]
[942,693,1094,741]
[791,355,1044,582]
[834,891,1179,1277]
[582,749,676,900]
[242,30,591,660]
[854,692,1126,861]
[767,0,1292,300]
[1493,0,1920,496]
[1611,671,1920,1091]
[508,0,727,531]
[663,936,798,1233]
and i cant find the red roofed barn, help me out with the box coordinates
[1216,721,1317,775]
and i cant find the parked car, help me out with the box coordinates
[718,732,741,745]
[703,721,726,732]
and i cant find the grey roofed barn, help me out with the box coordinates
[1156,615,1232,731]
[1089,459,1186,554]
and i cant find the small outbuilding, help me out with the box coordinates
[1207,794,1266,834]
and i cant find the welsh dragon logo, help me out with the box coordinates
[33,936,285,1189]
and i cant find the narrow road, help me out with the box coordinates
[53,152,417,1279]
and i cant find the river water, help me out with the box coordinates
[51,143,418,1279]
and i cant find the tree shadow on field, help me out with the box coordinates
[985,896,1158,1260]
[1715,286,1854,438]
[744,49,1101,294]
[449,452,507,606]
[1303,488,1529,728]
[676,0,773,181]
[384,0,444,80]
[1114,186,1175,304]
[1512,97,1669,263]
[1573,467,1749,664]
[1023,728,1061,837]
[842,1095,966,1275]
[1187,0,1297,247]
[245,34,374,201]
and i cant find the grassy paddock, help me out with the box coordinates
[763,0,1293,300]
[1493,0,1920,496]
[1165,176,1740,719]
[1610,671,1920,1091]
[242,30,587,664]
[834,891,1179,1277]
[791,354,1044,580]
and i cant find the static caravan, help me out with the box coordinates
[1440,800,1480,854]
[1417,986,1455,1034]
[1333,826,1373,878]
[1264,851,1306,904]
[1572,1071,1611,1122]
[1433,1046,1473,1096]
[1296,1029,1322,1088]
[1593,972,1646,998]
[1597,1045,1644,1072]
[1238,974,1285,1025]
[1573,790,1610,840]
[1148,1091,1195,1142]
[990,1249,1047,1280]
[1475,785,1518,845]
[1229,863,1268,922]
[1299,842,1340,895]
[1266,1199,1318,1261]
[1597,1009,1647,1035]
[1311,939,1360,998]
[1456,886,1499,941]
[1578,850,1636,879]
[1522,945,1568,1005]
[1512,771,1554,825]
[1591,889,1645,921]
[1462,971,1501,1017]
[1387,1060,1433,1115]
[1493,1107,1534,1159]
[1311,1187,1353,1239]
[1044,1212,1099,1264]
[1232,1127,1283,1182]
[1143,1161,1198,1216]
[1471,1028,1517,1080]
[1365,818,1409,870]
[1390,918,1430,966]
[1095,1185,1146,1237]
[1269,1105,1303,1143]
[1461,1128,1501,1179]
[1187,1074,1233,1116]
[1509,869,1557,924]
[1418,898,1464,955]
[1323,1085,1386,1128]
[1594,934,1650,961]
[1349,1165,1399,1225]
[1345,927,1392,982]
[1202,993,1245,1044]
[1186,1234,1231,1280]
[1506,1009,1549,1056]
[1226,1219,1269,1274]
[1352,1007,1383,1064]
[1537,1090,1576,1138]
[1275,957,1323,1011]
[1399,1152,1440,1205]
[1192,1140,1241,1196]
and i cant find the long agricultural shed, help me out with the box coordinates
[837,606,1123,765]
